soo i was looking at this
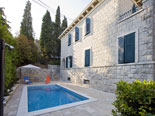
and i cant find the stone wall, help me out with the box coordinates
[18,68,51,83]
[61,62,155,93]
[16,65,60,83]
[153,0,155,61]
[48,65,60,80]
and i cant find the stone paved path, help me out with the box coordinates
[4,82,115,116]
[4,84,23,116]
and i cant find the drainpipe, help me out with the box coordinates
[0,38,4,116]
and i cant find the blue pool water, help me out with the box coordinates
[28,84,88,112]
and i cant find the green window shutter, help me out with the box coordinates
[86,18,91,34]
[118,37,124,64]
[85,49,90,67]
[68,34,71,46]
[75,27,79,41]
[69,56,72,68]
[124,32,135,63]
[66,57,68,68]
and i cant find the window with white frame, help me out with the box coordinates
[68,34,71,46]
[85,18,91,35]
[85,49,90,67]
[118,32,135,64]
[75,27,79,41]
[66,56,73,68]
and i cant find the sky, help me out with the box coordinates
[0,0,92,39]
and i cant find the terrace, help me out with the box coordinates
[119,5,142,21]
[118,0,143,22]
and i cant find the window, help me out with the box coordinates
[85,49,90,67]
[68,34,71,46]
[132,4,137,13]
[118,32,135,64]
[69,56,72,68]
[66,56,73,68]
[66,57,68,68]
[75,27,79,41]
[86,18,91,35]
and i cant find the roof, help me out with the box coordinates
[20,64,41,69]
[131,0,142,7]
[58,0,103,40]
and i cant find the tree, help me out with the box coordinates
[19,1,38,65]
[39,6,68,64]
[54,7,68,58]
[20,1,34,41]
[16,34,38,66]
[55,6,61,36]
[61,16,68,33]
[53,6,61,58]
[40,10,54,59]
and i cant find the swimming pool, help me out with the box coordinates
[17,84,96,116]
[28,84,88,112]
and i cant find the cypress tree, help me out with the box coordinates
[20,1,34,41]
[53,6,61,58]
[61,16,68,33]
[19,1,38,65]
[40,10,54,59]
[55,6,61,36]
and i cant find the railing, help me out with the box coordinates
[119,5,141,21]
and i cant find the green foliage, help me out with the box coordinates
[49,59,60,65]
[40,10,54,59]
[16,34,38,66]
[37,52,48,65]
[0,8,10,28]
[20,1,34,41]
[39,6,68,64]
[55,6,61,34]
[4,48,18,93]
[53,6,61,58]
[112,80,155,116]
[0,11,19,93]
[61,16,68,33]
[18,1,38,66]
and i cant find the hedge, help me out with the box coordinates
[112,80,155,116]
[0,14,19,95]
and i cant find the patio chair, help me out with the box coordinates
[45,75,51,84]
[24,76,32,84]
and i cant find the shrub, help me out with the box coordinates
[0,11,19,95]
[112,80,155,116]
[49,59,60,65]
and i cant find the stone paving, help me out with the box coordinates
[4,82,115,116]
[4,84,23,116]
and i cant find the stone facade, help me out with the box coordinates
[60,0,155,93]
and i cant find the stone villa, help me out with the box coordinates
[59,0,155,93]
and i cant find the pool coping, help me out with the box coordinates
[16,84,97,116]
